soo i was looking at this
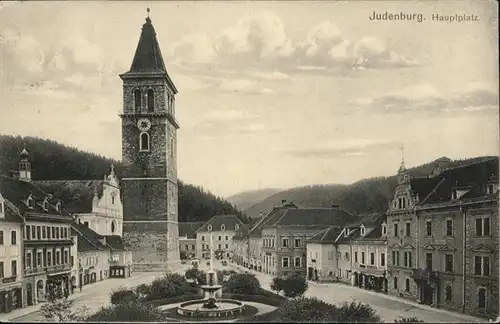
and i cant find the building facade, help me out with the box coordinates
[196,215,246,261]
[119,12,180,270]
[0,197,23,314]
[178,222,204,260]
[306,226,342,281]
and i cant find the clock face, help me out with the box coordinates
[137,118,152,132]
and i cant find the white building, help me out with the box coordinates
[306,226,343,281]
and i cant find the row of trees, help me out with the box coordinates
[0,135,251,224]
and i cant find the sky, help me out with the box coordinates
[0,1,498,198]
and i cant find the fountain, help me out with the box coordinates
[176,228,245,318]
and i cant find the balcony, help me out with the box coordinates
[411,268,438,281]
[25,264,72,276]
[1,275,18,284]
[24,238,73,246]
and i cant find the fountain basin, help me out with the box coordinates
[177,299,245,318]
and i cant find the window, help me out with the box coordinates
[294,257,301,267]
[56,251,61,265]
[328,252,334,260]
[43,249,47,267]
[405,278,410,292]
[361,252,365,265]
[0,262,3,278]
[134,89,141,111]
[218,244,221,250]
[478,287,486,309]
[51,227,55,238]
[26,253,32,269]
[370,252,375,265]
[282,238,289,248]
[445,254,453,272]
[474,256,490,276]
[64,251,69,264]
[0,198,3,215]
[47,251,52,266]
[487,184,494,195]
[11,231,16,245]
[475,217,490,236]
[42,227,46,239]
[139,132,150,151]
[221,224,225,231]
[37,252,42,267]
[111,221,116,233]
[47,227,51,239]
[382,225,387,235]
[11,260,17,276]
[56,201,61,212]
[426,221,432,236]
[294,238,301,248]
[225,236,228,241]
[202,236,205,241]
[26,226,31,240]
[360,226,365,236]
[445,284,452,302]
[393,277,398,289]
[393,223,398,237]
[282,257,289,268]
[27,196,34,209]
[354,251,358,263]
[446,219,453,236]
[111,193,115,205]
[380,253,385,267]
[404,252,412,268]
[56,227,60,239]
[225,244,228,249]
[425,253,433,270]
[218,236,221,241]
[147,89,154,112]
[31,226,35,240]
[37,226,41,240]
[405,222,411,237]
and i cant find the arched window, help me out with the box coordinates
[147,89,154,112]
[478,287,486,309]
[42,198,49,211]
[139,132,150,151]
[134,89,141,112]
[221,224,225,231]
[111,192,116,205]
[445,284,452,301]
[55,201,62,212]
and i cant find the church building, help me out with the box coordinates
[119,11,181,270]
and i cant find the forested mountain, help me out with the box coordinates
[0,135,250,224]
[244,156,496,218]
[226,188,282,211]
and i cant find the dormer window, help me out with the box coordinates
[42,198,49,211]
[221,224,225,231]
[207,224,212,231]
[382,224,387,236]
[487,184,494,195]
[345,228,350,237]
[139,132,150,151]
[55,201,62,212]
[360,225,365,236]
[452,189,458,200]
[0,193,5,218]
[27,195,34,209]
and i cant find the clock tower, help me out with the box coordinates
[119,11,180,270]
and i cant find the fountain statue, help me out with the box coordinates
[176,226,245,318]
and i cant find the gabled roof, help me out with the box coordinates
[307,226,343,244]
[0,174,72,221]
[127,17,166,74]
[179,222,205,239]
[348,213,384,227]
[34,180,104,214]
[421,157,498,205]
[1,198,24,223]
[196,215,247,233]
[409,176,443,201]
[335,227,360,245]
[273,207,358,227]
[71,222,107,252]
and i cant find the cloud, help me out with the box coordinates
[218,78,276,95]
[1,27,45,76]
[279,138,400,159]
[360,82,499,114]
[171,13,419,76]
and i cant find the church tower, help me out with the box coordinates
[119,10,180,270]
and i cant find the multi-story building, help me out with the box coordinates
[0,149,76,306]
[0,196,24,313]
[231,229,248,266]
[260,201,358,277]
[178,222,204,260]
[196,215,247,261]
[387,157,499,319]
[334,224,359,285]
[306,226,342,281]
[351,214,388,292]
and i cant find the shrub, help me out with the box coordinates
[144,293,204,306]
[87,301,166,322]
[223,272,261,295]
[135,283,151,298]
[276,296,338,322]
[110,287,138,305]
[334,300,381,323]
[394,317,425,323]
[146,273,199,300]
[272,272,308,298]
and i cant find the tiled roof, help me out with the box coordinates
[71,222,107,252]
[335,228,361,245]
[307,226,343,244]
[196,215,247,233]
[179,222,205,239]
[421,157,498,205]
[104,235,125,251]
[34,180,104,214]
[348,213,384,227]
[273,207,357,227]
[2,199,24,223]
[409,176,443,201]
[126,17,166,74]
[248,207,290,237]
[0,174,72,221]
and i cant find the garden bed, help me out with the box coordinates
[162,304,259,321]
[144,293,204,306]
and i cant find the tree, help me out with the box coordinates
[334,301,381,323]
[272,272,308,298]
[40,291,90,322]
[135,283,151,299]
[87,301,166,322]
[223,272,261,295]
[110,287,138,305]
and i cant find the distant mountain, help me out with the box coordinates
[244,156,496,219]
[226,188,282,212]
[0,135,251,224]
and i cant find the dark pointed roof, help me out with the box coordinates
[128,17,166,74]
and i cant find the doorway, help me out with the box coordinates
[421,282,433,305]
[26,283,33,306]
[308,267,313,280]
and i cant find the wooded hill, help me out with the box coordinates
[0,135,251,224]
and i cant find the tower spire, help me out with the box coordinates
[398,144,406,174]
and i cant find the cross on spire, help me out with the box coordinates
[147,7,150,17]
